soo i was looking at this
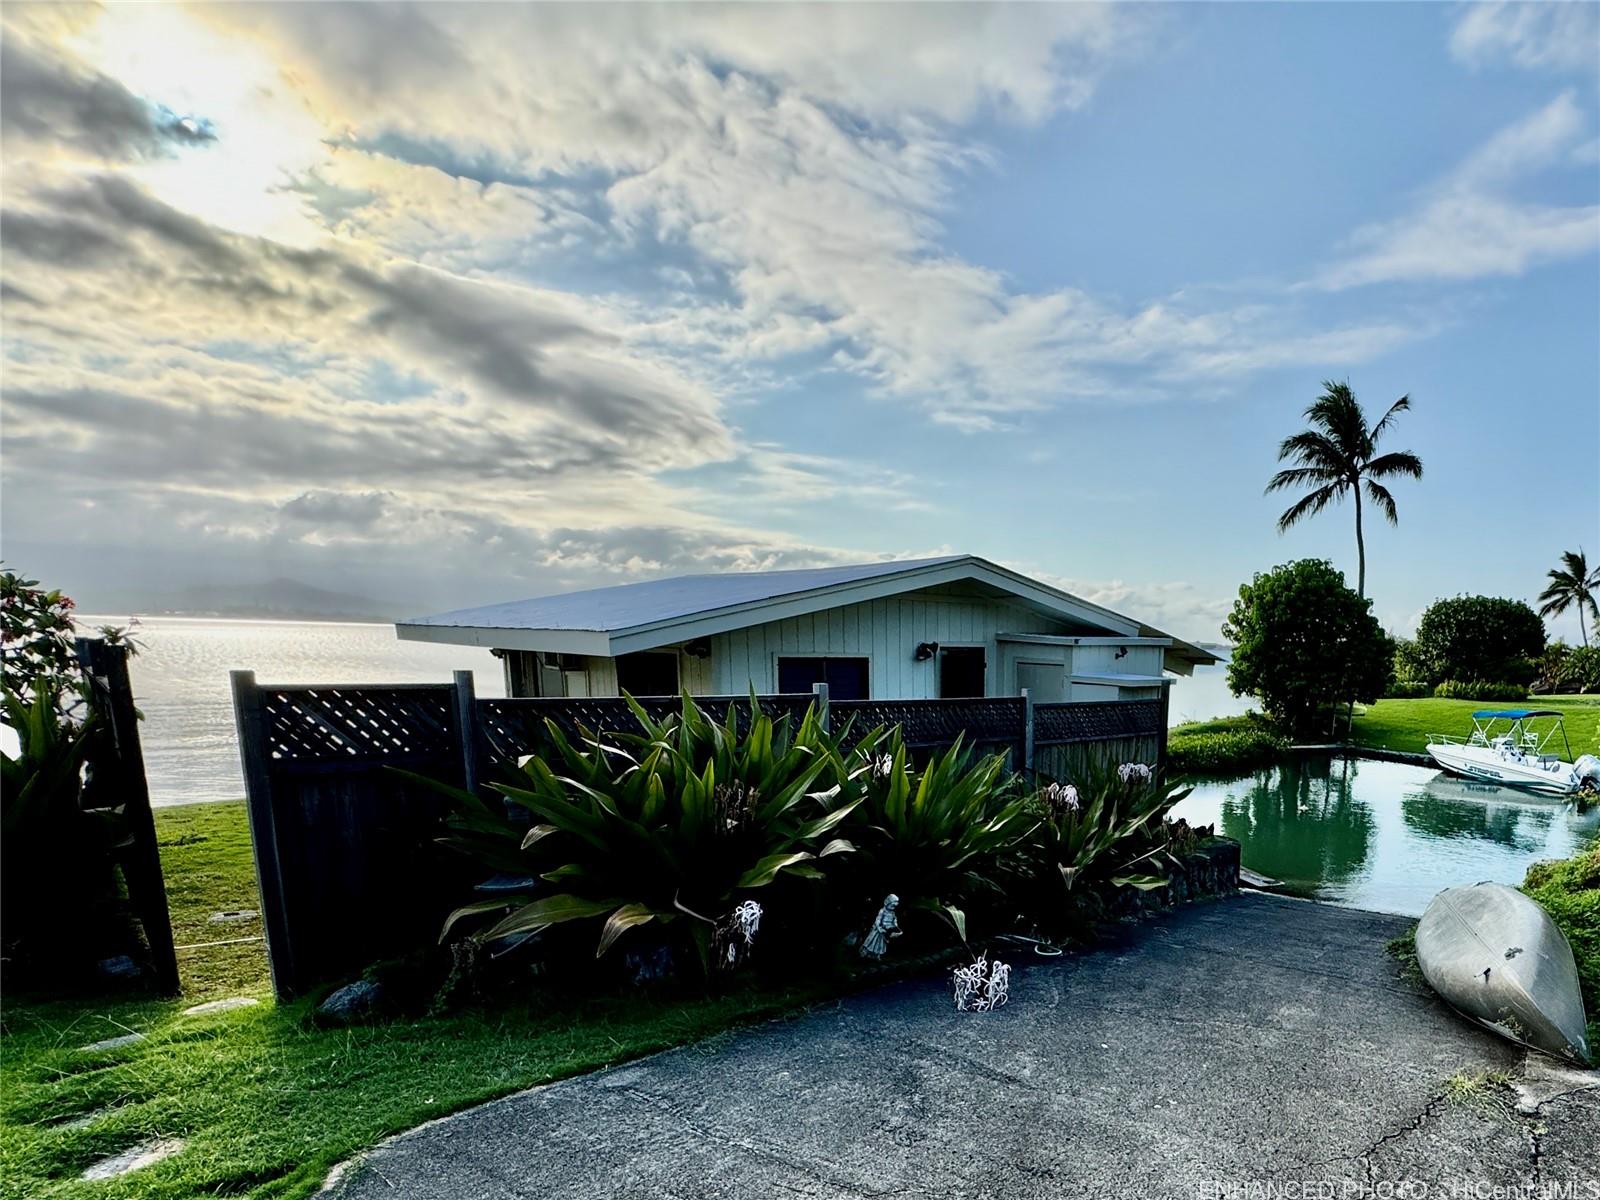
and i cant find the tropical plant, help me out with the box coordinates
[0,686,125,978]
[838,730,1033,943]
[1538,549,1599,649]
[1222,559,1394,737]
[1,569,140,712]
[409,695,873,975]
[1265,381,1423,598]
[1165,727,1289,775]
[1431,679,1529,702]
[1029,760,1193,903]
[1415,595,1546,685]
[1537,644,1600,696]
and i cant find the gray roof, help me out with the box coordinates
[402,555,964,633]
[397,554,1219,670]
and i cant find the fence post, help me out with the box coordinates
[76,638,179,995]
[231,669,297,1000]
[452,670,481,796]
[1021,687,1034,779]
[811,681,830,733]
[1157,678,1173,777]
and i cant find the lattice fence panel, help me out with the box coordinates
[262,685,458,765]
[1033,699,1161,745]
[830,697,1026,748]
[477,694,817,766]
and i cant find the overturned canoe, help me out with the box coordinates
[1415,882,1590,1065]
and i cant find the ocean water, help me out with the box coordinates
[80,616,505,807]
[59,617,1235,807]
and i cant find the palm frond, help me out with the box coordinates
[1275,430,1348,470]
[1369,394,1411,442]
[1365,480,1399,525]
[1276,483,1343,533]
[1364,451,1423,481]
[1264,465,1342,495]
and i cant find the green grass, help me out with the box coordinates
[1349,695,1600,757]
[1521,841,1600,1054]
[1167,720,1288,776]
[0,802,832,1200]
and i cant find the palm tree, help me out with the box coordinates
[1538,549,1600,647]
[1266,380,1423,598]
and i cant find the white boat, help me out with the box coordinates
[1415,882,1591,1065]
[1426,709,1600,797]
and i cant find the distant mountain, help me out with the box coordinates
[124,577,400,622]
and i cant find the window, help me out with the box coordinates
[939,646,986,698]
[615,651,680,696]
[777,656,869,701]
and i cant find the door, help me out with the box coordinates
[939,646,986,698]
[1016,662,1067,702]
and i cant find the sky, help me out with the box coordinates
[0,1,1596,644]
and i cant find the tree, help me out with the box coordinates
[1415,595,1546,685]
[1222,559,1394,737]
[1266,381,1423,598]
[1537,549,1599,649]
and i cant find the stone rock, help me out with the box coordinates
[81,1138,184,1181]
[80,1032,146,1053]
[317,979,387,1023]
[209,909,259,924]
[181,997,261,1017]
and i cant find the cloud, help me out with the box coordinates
[1318,93,1600,289]
[0,34,214,159]
[1450,2,1600,74]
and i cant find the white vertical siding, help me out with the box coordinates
[707,593,1067,698]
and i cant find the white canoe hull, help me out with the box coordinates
[1425,741,1581,796]
[1415,883,1590,1065]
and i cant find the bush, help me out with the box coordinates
[1431,679,1529,702]
[1521,844,1599,1053]
[413,695,872,977]
[1222,559,1394,737]
[1383,680,1432,700]
[1392,637,1430,685]
[1537,644,1600,695]
[1415,595,1546,685]
[1167,727,1290,774]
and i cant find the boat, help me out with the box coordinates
[1415,882,1590,1065]
[1425,709,1600,797]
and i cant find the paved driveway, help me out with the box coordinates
[322,895,1598,1199]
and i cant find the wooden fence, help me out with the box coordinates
[76,638,179,994]
[231,673,1168,998]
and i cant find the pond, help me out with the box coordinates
[1170,756,1600,917]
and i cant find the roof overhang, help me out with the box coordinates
[396,555,1220,671]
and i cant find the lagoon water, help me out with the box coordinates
[1171,757,1600,917]
[78,616,1240,808]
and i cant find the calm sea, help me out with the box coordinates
[67,617,1235,807]
[79,616,505,807]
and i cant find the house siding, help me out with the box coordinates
[707,593,1069,698]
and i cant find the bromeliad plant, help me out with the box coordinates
[412,694,879,974]
[839,730,1034,942]
[1030,759,1193,901]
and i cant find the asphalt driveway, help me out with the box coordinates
[321,894,1598,1199]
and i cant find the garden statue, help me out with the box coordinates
[860,894,901,959]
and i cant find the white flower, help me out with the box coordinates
[1042,781,1080,814]
[1118,762,1153,784]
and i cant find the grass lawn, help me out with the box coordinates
[1349,695,1600,757]
[0,802,832,1200]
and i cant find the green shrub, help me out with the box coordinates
[0,687,127,982]
[1432,679,1529,701]
[838,731,1033,942]
[1416,595,1546,685]
[1027,760,1191,905]
[1521,843,1599,1053]
[1383,680,1432,699]
[410,694,873,975]
[1537,644,1600,695]
[1222,559,1393,736]
[1167,727,1290,774]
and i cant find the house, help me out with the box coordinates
[396,555,1218,703]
